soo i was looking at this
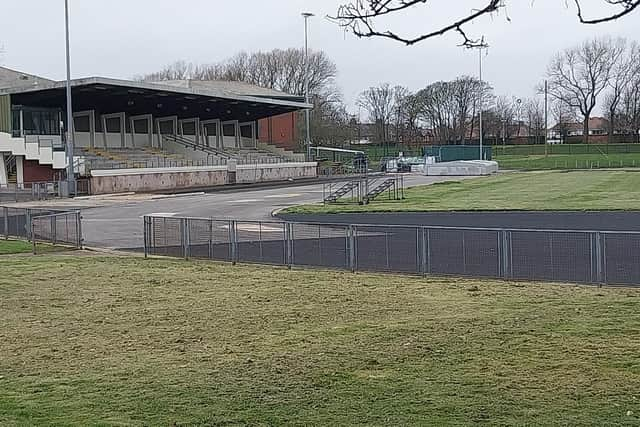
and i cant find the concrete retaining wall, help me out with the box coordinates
[422,160,499,176]
[236,163,316,183]
[89,162,317,194]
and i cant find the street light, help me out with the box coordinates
[64,0,75,195]
[302,12,314,160]
[469,37,488,160]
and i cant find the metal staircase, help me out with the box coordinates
[364,178,396,204]
[324,180,360,203]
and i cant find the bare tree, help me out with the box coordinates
[453,76,486,143]
[309,93,352,146]
[618,51,640,141]
[602,39,636,141]
[333,1,639,47]
[142,48,338,98]
[399,92,425,143]
[391,85,411,143]
[546,37,621,143]
[357,83,397,144]
[551,100,579,143]
[524,98,545,144]
[490,96,517,144]
[416,81,456,144]
[414,76,492,144]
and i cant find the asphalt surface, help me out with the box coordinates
[278,211,640,232]
[69,174,466,249]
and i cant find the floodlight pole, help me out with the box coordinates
[478,40,484,161]
[64,0,75,195]
[302,12,314,161]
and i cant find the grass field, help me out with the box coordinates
[285,170,640,214]
[1,255,639,425]
[495,153,640,170]
[0,239,33,255]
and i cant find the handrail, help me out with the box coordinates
[162,134,232,159]
[142,214,640,235]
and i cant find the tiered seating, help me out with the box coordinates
[74,147,221,174]
[74,143,296,176]
[222,148,288,164]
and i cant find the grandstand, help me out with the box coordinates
[0,66,311,192]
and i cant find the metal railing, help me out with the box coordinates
[1,206,83,253]
[143,216,640,287]
[0,179,90,202]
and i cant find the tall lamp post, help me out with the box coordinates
[302,12,314,160]
[64,0,75,195]
[469,37,488,160]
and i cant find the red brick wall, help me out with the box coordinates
[258,112,299,152]
[23,160,58,183]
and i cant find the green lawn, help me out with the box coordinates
[1,255,639,425]
[0,239,33,255]
[285,170,640,214]
[496,153,640,170]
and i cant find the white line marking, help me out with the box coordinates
[263,194,302,199]
[144,212,178,217]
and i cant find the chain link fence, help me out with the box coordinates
[1,206,83,253]
[143,216,640,287]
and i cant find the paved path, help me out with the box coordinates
[68,174,468,249]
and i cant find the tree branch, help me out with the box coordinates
[332,1,639,47]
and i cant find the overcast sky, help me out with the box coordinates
[1,0,637,112]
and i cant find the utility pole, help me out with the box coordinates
[302,12,314,161]
[544,79,549,157]
[479,42,483,160]
[64,0,75,195]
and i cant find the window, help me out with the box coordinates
[240,125,254,139]
[181,122,196,135]
[74,115,90,133]
[222,123,236,136]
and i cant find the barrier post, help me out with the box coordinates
[50,215,56,245]
[348,225,356,273]
[208,219,213,260]
[143,216,149,259]
[77,211,83,249]
[31,217,36,255]
[3,207,8,240]
[25,209,32,241]
[595,232,604,286]
[181,218,189,260]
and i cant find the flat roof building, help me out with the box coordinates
[0,66,310,188]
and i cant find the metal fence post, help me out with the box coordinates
[181,218,189,260]
[595,232,604,286]
[500,230,511,279]
[31,217,36,255]
[230,220,237,265]
[208,219,214,259]
[3,207,7,240]
[143,216,149,259]
[25,209,32,241]
[285,222,293,269]
[348,225,356,273]
[51,215,57,245]
[420,227,428,276]
[76,211,83,249]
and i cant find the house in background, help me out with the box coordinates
[549,117,610,143]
